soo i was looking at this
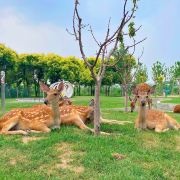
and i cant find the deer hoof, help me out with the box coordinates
[100,131,110,135]
[23,130,30,136]
[51,125,60,130]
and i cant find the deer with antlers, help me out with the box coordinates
[133,84,180,132]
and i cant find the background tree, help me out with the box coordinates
[166,65,176,95]
[0,44,18,82]
[102,66,117,96]
[174,61,180,95]
[134,63,148,84]
[112,46,137,111]
[152,61,167,95]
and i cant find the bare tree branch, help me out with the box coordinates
[127,37,147,49]
[89,26,101,47]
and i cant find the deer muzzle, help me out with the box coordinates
[141,100,146,107]
[44,99,48,105]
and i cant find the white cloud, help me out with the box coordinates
[0,7,81,56]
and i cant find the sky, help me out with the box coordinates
[0,0,179,81]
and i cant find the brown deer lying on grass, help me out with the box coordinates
[173,105,180,113]
[133,85,180,132]
[0,82,64,135]
[56,97,132,127]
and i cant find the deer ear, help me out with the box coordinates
[57,82,64,92]
[39,81,50,93]
[148,85,156,94]
[129,97,132,101]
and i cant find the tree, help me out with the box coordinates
[0,43,18,84]
[152,61,167,95]
[69,0,146,134]
[134,64,148,84]
[102,66,118,96]
[112,46,137,111]
[45,53,64,83]
[174,61,180,95]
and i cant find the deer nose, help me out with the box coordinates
[44,99,48,105]
[141,100,146,106]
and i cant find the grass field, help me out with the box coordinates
[161,97,180,104]
[0,96,180,180]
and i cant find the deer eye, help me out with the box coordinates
[146,96,149,98]
[54,93,58,96]
[137,96,140,98]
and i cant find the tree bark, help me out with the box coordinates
[16,87,19,98]
[178,79,180,95]
[78,84,81,96]
[124,85,128,112]
[94,81,101,135]
[108,86,110,96]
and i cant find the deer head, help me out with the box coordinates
[132,85,155,108]
[129,96,137,112]
[89,99,95,107]
[40,82,64,105]
[58,96,72,106]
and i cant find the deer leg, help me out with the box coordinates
[140,121,147,130]
[155,124,167,133]
[0,130,28,135]
[0,116,28,135]
[74,118,109,135]
[74,118,94,133]
[28,124,51,133]
[155,127,164,133]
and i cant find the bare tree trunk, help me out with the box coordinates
[90,85,93,96]
[124,89,128,112]
[178,79,180,95]
[16,87,19,98]
[108,86,110,96]
[94,81,101,135]
[78,84,81,96]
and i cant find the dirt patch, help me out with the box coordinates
[0,148,27,166]
[54,142,85,174]
[9,159,17,165]
[22,136,45,144]
[175,135,180,151]
[141,134,159,149]
[38,143,85,176]
[112,153,126,160]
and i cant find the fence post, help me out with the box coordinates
[1,71,5,113]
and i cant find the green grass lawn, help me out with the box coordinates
[161,96,180,104]
[72,96,125,108]
[0,96,179,180]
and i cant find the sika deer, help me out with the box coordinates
[37,97,132,131]
[129,96,137,112]
[133,86,180,132]
[0,82,64,135]
[173,105,180,113]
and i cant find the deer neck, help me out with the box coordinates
[51,101,60,124]
[138,105,146,122]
